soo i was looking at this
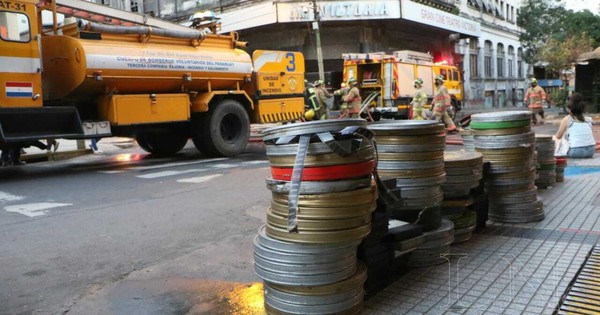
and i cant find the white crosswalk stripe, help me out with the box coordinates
[211,163,238,169]
[0,191,24,202]
[99,158,268,182]
[127,158,227,171]
[5,203,71,217]
[136,169,207,179]
[177,174,222,183]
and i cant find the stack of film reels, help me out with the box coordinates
[556,157,567,182]
[471,111,544,223]
[459,129,475,152]
[258,119,376,314]
[369,121,454,267]
[535,134,556,188]
[442,151,483,243]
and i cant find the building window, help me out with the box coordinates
[101,0,110,5]
[484,40,493,78]
[131,0,138,12]
[508,46,514,78]
[497,43,504,78]
[517,47,523,78]
[469,39,479,78]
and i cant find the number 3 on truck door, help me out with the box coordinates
[286,52,296,72]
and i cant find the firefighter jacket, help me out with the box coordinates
[305,86,319,111]
[334,87,350,108]
[432,85,451,112]
[524,86,546,109]
[315,86,332,108]
[344,86,362,112]
[411,89,428,110]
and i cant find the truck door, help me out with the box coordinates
[0,1,42,108]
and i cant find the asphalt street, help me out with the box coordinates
[0,142,271,314]
[0,110,563,315]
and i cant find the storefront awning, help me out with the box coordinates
[579,47,600,61]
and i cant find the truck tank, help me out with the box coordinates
[41,29,253,101]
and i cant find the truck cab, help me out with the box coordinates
[0,1,42,109]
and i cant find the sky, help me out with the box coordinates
[563,0,599,13]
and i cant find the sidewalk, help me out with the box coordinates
[362,153,600,314]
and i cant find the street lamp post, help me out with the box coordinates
[312,1,325,82]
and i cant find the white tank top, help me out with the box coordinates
[567,117,596,148]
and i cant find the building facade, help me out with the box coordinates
[458,0,528,107]
[94,0,531,108]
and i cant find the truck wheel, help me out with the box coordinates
[193,99,250,157]
[136,131,188,156]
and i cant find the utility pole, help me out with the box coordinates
[312,1,325,82]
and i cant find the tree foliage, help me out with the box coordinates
[538,32,594,74]
[518,0,600,65]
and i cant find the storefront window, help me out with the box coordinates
[508,46,515,78]
[469,39,479,78]
[0,11,30,42]
[517,47,523,78]
[484,41,493,78]
[497,43,504,78]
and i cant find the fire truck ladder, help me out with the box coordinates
[52,0,192,31]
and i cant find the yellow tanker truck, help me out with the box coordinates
[0,0,305,157]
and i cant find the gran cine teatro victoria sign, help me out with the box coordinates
[276,0,401,22]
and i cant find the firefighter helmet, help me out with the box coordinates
[314,80,324,86]
[304,109,316,120]
[414,78,424,85]
[530,78,537,83]
[435,75,445,82]
[348,78,357,85]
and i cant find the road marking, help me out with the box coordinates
[0,191,24,202]
[241,160,269,165]
[99,170,125,174]
[128,158,227,171]
[5,203,71,217]
[212,163,237,169]
[136,169,206,179]
[177,174,223,183]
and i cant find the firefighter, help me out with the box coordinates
[334,81,350,117]
[432,75,457,132]
[343,78,362,118]
[304,80,319,120]
[524,78,546,124]
[314,80,332,120]
[411,78,427,120]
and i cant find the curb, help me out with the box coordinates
[21,149,92,163]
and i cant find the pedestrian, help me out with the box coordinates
[554,93,596,158]
[431,75,457,132]
[524,78,546,124]
[89,138,103,154]
[334,81,350,118]
[1,148,10,166]
[343,78,361,118]
[314,80,332,120]
[411,78,427,120]
[46,139,59,152]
